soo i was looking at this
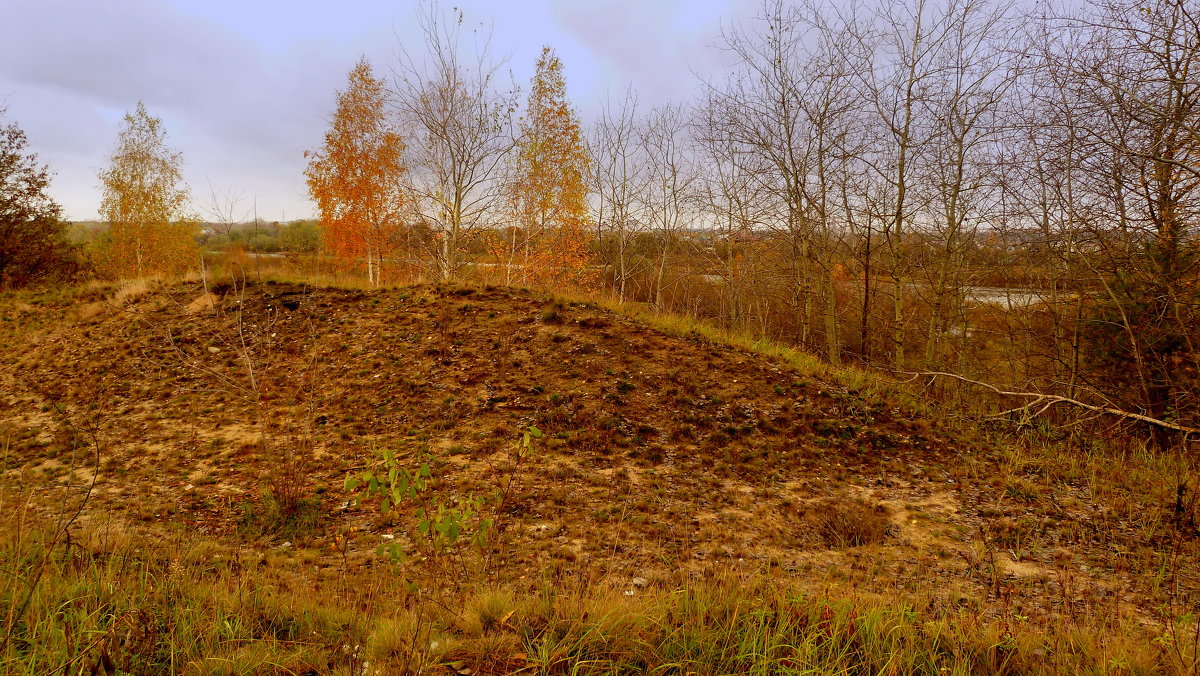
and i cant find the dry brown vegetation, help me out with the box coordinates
[1,278,1198,673]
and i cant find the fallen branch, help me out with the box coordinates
[900,370,1200,435]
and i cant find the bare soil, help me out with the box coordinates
[0,280,1192,628]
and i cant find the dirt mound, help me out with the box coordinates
[0,281,973,584]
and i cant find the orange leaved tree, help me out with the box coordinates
[98,102,198,279]
[508,47,594,290]
[305,57,407,286]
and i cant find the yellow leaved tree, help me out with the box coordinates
[305,57,408,286]
[98,102,198,279]
[507,46,594,290]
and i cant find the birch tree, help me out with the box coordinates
[393,4,516,281]
[305,57,407,286]
[98,102,197,279]
[509,47,594,290]
[591,90,649,301]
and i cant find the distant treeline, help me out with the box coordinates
[60,219,321,255]
[199,220,321,254]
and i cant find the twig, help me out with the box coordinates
[900,370,1200,434]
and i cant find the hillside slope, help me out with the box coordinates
[0,280,1188,624]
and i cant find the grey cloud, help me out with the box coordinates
[1,0,261,110]
[0,0,383,219]
[550,0,728,105]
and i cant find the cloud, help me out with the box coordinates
[0,0,755,220]
[549,0,733,106]
[0,0,382,219]
[0,0,260,110]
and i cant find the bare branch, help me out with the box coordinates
[903,369,1200,434]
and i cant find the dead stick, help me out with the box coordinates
[899,370,1200,435]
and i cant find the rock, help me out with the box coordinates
[632,577,648,587]
[207,346,221,354]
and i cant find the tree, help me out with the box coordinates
[98,101,198,279]
[305,57,407,286]
[393,4,517,281]
[694,95,774,332]
[590,89,649,301]
[641,104,697,311]
[0,109,77,288]
[861,0,951,368]
[509,46,594,290]
[705,0,861,361]
[909,0,1015,369]
[1044,0,1200,446]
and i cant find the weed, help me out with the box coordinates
[237,492,322,540]
[805,497,891,548]
[541,301,565,324]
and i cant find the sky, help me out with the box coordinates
[0,0,756,222]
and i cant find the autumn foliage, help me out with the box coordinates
[98,102,198,279]
[507,47,594,290]
[305,57,407,286]
[0,110,78,288]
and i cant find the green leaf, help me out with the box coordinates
[419,463,431,479]
[344,476,361,492]
[380,497,391,514]
[383,448,394,463]
[529,426,542,438]
[388,543,404,563]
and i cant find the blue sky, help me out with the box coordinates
[0,0,754,221]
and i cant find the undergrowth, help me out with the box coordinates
[0,515,1183,674]
[4,276,1200,674]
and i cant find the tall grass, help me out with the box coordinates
[4,273,1197,673]
[0,515,1182,674]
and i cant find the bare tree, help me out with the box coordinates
[392,3,517,281]
[590,89,649,302]
[641,103,698,311]
[693,99,774,332]
[708,0,820,347]
[1040,0,1200,446]
[842,0,951,367]
[703,0,864,361]
[202,181,250,240]
[911,0,1017,369]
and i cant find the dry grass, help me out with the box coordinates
[1,276,1198,673]
[1,510,1188,674]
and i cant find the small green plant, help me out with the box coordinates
[237,491,321,540]
[345,427,543,578]
[345,447,490,568]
